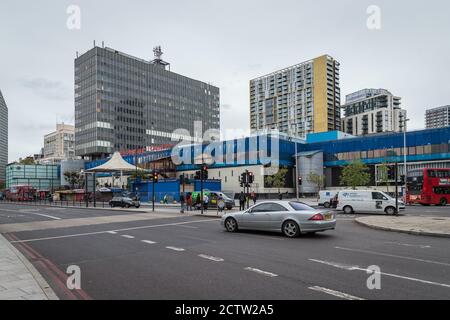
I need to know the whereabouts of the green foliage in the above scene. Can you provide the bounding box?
[340,160,371,189]
[18,157,35,165]
[63,171,82,189]
[307,172,325,192]
[378,159,391,192]
[265,168,288,189]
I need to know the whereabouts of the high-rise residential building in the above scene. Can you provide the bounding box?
[425,105,450,129]
[0,90,8,185]
[250,55,341,138]
[41,123,75,164]
[341,89,407,136]
[75,45,220,159]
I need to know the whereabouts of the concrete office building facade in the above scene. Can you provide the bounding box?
[75,46,220,159]
[0,90,7,185]
[426,105,450,129]
[341,89,407,136]
[41,123,75,164]
[250,55,341,139]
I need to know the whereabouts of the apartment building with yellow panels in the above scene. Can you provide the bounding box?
[249,55,341,138]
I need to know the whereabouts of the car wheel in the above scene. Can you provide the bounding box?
[282,220,300,238]
[440,198,447,206]
[110,203,114,208]
[126,204,131,208]
[224,218,238,232]
[324,202,330,208]
[135,205,140,208]
[343,205,353,214]
[385,206,396,215]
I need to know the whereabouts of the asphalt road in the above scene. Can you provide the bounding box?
[1,203,449,300]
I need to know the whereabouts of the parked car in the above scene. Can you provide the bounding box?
[109,196,140,208]
[335,190,405,215]
[318,190,337,208]
[221,200,336,238]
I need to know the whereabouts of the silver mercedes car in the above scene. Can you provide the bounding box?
[220,200,336,238]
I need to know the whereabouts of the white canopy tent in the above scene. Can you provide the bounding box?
[86,152,148,173]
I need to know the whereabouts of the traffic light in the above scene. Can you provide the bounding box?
[387,165,395,180]
[298,177,303,186]
[180,174,185,185]
[202,165,209,180]
[248,172,254,184]
[152,171,159,183]
[239,172,247,187]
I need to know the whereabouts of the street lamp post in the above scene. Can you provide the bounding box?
[403,118,410,202]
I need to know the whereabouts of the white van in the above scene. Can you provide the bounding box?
[318,190,337,208]
[335,190,405,215]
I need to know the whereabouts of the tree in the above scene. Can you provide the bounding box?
[63,171,82,189]
[265,168,288,192]
[307,172,325,194]
[18,157,35,165]
[340,160,371,189]
[378,159,391,193]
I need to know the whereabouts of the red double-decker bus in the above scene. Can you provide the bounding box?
[5,185,36,201]
[406,168,450,206]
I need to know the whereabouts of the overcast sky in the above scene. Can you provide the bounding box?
[1,0,449,162]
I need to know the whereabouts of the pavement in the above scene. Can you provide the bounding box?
[0,233,57,300]
[0,202,449,300]
[356,215,450,238]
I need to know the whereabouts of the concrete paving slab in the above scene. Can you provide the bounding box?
[355,215,450,238]
[0,234,58,300]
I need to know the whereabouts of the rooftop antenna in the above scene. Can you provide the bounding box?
[102,41,105,48]
[151,45,170,71]
[93,40,96,47]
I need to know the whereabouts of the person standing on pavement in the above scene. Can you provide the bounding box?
[239,191,246,211]
[251,191,257,205]
[203,193,209,212]
[186,193,192,211]
[278,191,283,200]
[180,193,185,214]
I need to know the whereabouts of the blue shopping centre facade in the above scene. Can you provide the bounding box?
[81,126,450,194]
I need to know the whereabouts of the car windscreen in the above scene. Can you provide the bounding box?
[289,201,314,211]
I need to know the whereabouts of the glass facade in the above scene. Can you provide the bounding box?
[5,164,60,191]
[0,90,7,183]
[75,47,220,159]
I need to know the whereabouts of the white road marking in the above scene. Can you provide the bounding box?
[23,212,61,220]
[198,254,224,262]
[166,246,185,252]
[309,259,450,289]
[244,267,278,277]
[4,208,61,220]
[334,246,450,267]
[10,218,219,243]
[121,235,135,239]
[308,286,365,300]
[175,225,198,229]
[384,242,431,249]
[141,240,157,244]
[107,231,117,234]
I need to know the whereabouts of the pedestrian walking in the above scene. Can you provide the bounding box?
[180,193,185,214]
[278,191,283,200]
[203,193,209,212]
[195,194,201,210]
[186,193,193,211]
[251,191,257,205]
[239,191,246,211]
